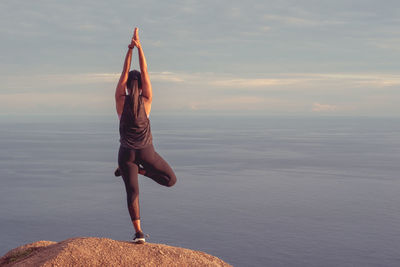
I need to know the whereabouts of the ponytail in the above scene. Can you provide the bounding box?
[127,70,142,119]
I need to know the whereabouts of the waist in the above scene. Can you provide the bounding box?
[119,129,153,149]
[119,142,153,151]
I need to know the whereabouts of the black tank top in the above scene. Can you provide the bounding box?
[119,94,153,149]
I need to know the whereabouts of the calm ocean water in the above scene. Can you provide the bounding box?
[1,114,400,266]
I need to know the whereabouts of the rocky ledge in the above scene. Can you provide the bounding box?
[0,237,231,267]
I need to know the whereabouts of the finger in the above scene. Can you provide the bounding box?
[134,28,139,40]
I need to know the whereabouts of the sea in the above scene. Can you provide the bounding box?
[1,114,400,267]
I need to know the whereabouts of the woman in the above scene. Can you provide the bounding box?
[115,28,177,244]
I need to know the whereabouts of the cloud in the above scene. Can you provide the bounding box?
[369,38,400,51]
[0,73,119,92]
[188,96,298,111]
[0,92,110,113]
[3,71,400,91]
[0,72,187,92]
[260,26,271,32]
[210,78,300,88]
[150,72,185,82]
[262,14,345,27]
[307,73,400,88]
[312,103,338,112]
[77,24,98,32]
[189,96,264,110]
[1,71,400,115]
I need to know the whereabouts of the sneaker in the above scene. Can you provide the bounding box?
[132,231,146,244]
[114,167,121,177]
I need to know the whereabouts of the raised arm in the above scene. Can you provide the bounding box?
[115,31,136,118]
[132,28,152,116]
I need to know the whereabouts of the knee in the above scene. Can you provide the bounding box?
[118,163,128,176]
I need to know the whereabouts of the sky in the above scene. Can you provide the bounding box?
[1,0,400,117]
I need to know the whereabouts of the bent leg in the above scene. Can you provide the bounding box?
[118,146,141,221]
[137,144,177,187]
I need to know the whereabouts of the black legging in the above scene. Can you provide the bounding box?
[118,144,177,221]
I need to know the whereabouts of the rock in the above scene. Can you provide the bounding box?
[0,237,231,267]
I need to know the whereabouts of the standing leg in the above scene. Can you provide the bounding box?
[118,146,142,233]
[137,144,177,187]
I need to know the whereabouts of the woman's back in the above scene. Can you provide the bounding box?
[119,94,152,149]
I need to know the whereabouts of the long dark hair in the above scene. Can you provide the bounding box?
[127,70,142,118]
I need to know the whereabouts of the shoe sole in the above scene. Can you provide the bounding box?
[131,238,145,244]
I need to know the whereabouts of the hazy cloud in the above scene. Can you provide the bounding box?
[1,0,400,116]
[2,71,399,115]
[263,14,345,27]
[312,103,338,112]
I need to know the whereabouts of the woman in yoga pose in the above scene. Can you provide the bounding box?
[115,28,177,244]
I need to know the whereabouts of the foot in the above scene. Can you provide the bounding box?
[114,167,121,177]
[138,166,146,176]
[115,166,145,176]
[132,231,146,244]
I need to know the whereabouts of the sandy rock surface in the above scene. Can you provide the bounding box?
[0,237,231,267]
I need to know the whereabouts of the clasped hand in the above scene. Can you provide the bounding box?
[128,27,141,49]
